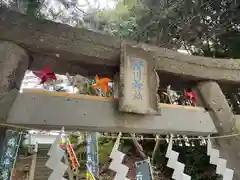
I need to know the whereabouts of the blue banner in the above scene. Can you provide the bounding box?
[85,132,99,177]
[136,159,152,180]
[0,130,21,180]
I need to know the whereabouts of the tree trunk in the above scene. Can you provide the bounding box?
[196,81,240,180]
[0,41,29,159]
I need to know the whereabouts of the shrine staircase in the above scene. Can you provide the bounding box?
[33,143,69,180]
[34,144,52,180]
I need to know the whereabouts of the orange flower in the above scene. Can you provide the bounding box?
[92,74,111,93]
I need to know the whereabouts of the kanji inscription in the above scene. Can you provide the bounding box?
[132,59,144,100]
[119,42,159,114]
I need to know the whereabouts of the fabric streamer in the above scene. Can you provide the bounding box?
[109,132,130,180]
[45,127,68,180]
[207,137,234,180]
[165,136,191,180]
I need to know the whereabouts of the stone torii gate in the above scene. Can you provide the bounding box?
[0,7,240,179]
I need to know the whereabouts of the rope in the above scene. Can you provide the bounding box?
[1,122,240,141]
[102,134,240,141]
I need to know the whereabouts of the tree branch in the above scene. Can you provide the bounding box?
[152,135,161,163]
[130,133,147,159]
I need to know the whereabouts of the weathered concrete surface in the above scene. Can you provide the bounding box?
[197,81,235,134]
[0,7,120,77]
[197,81,240,180]
[119,43,159,114]
[0,41,29,121]
[0,41,29,161]
[30,54,116,77]
[1,8,240,81]
[6,90,217,135]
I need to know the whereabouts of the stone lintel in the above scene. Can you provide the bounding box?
[6,90,217,135]
[1,8,240,82]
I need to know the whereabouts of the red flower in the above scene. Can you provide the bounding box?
[184,89,196,106]
[33,65,56,84]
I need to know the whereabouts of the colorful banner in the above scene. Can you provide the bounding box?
[135,159,152,180]
[60,137,79,170]
[0,130,22,180]
[67,141,79,169]
[85,132,99,178]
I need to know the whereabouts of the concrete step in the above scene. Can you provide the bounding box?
[35,164,49,169]
[34,175,50,180]
[35,158,48,163]
[36,155,49,159]
[33,144,52,180]
[34,167,52,178]
[34,165,51,171]
[37,144,51,149]
[35,160,48,165]
[36,151,49,156]
[34,172,52,178]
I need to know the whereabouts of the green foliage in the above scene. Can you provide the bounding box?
[142,139,221,180]
[18,131,29,156]
[98,137,114,164]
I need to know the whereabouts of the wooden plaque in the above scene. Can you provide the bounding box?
[119,42,159,114]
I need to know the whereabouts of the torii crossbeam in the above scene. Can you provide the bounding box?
[6,89,216,135]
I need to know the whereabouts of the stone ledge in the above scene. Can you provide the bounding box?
[6,90,217,135]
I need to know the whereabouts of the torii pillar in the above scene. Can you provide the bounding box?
[197,81,240,180]
[0,41,29,157]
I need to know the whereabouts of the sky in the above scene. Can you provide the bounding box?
[78,0,116,10]
[46,0,116,13]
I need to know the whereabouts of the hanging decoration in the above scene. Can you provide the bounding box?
[59,137,79,170]
[65,140,79,170]
[91,74,111,93]
[67,141,79,170]
[207,137,234,180]
[166,85,180,104]
[85,164,96,180]
[45,128,68,180]
[135,158,153,180]
[109,132,130,180]
[1,122,240,180]
[165,136,191,180]
[32,65,57,84]
[183,89,196,106]
[0,130,22,180]
[85,132,99,177]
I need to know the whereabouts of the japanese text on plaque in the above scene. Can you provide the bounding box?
[132,59,144,100]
